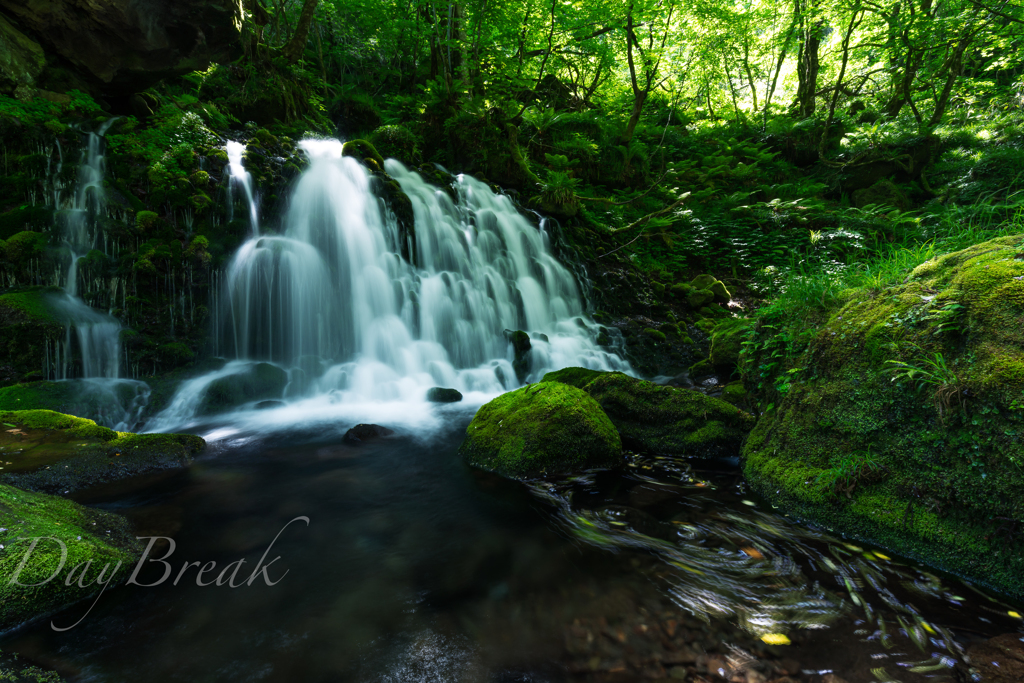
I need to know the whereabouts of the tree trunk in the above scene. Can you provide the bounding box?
[282,0,320,63]
[928,36,970,126]
[796,0,822,117]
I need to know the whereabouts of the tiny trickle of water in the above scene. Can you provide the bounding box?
[150,140,630,432]
[48,119,123,381]
[226,140,259,235]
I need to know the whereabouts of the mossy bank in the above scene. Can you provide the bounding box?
[0,483,142,632]
[743,236,1024,598]
[0,410,204,494]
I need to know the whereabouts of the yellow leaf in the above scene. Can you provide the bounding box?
[760,633,790,645]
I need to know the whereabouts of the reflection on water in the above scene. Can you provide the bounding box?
[0,427,1019,683]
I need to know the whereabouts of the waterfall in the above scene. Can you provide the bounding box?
[226,140,259,235]
[149,139,630,433]
[46,120,123,380]
[44,120,150,429]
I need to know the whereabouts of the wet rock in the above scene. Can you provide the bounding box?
[821,675,849,683]
[343,423,395,444]
[197,363,287,416]
[504,329,532,383]
[426,387,463,403]
[0,0,242,92]
[962,633,1024,683]
[460,382,621,478]
[254,400,285,410]
[0,409,203,494]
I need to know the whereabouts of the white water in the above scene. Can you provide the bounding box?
[48,120,123,380]
[44,121,151,430]
[226,140,259,235]
[149,140,630,435]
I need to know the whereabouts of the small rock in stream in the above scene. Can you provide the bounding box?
[343,424,395,444]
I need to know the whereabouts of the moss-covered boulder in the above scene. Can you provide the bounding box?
[0,410,204,494]
[341,139,385,171]
[541,369,754,457]
[743,235,1024,598]
[460,382,621,478]
[197,363,288,415]
[0,483,142,631]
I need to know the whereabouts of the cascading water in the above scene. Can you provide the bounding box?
[226,140,259,235]
[149,140,629,434]
[45,121,150,429]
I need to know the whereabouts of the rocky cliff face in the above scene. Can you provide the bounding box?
[0,0,241,96]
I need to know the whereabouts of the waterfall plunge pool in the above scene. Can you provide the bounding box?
[0,418,1018,683]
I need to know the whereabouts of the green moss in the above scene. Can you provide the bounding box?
[722,380,747,405]
[0,483,142,631]
[687,289,714,309]
[341,139,385,169]
[460,382,622,478]
[0,410,203,494]
[743,235,1024,598]
[540,366,607,388]
[643,328,667,342]
[369,124,419,162]
[709,317,755,377]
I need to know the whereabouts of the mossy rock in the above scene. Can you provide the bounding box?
[708,318,755,377]
[540,366,607,389]
[197,363,288,415]
[460,382,622,478]
[0,483,142,631]
[341,139,385,170]
[541,369,754,457]
[642,328,667,342]
[721,380,747,405]
[743,235,1024,598]
[687,289,714,309]
[582,373,754,458]
[0,410,204,494]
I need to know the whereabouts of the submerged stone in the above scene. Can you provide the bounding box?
[460,382,621,478]
[343,424,395,444]
[0,409,204,494]
[426,387,463,403]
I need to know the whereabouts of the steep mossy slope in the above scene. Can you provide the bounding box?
[744,235,1024,597]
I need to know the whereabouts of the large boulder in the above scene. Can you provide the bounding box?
[743,236,1024,599]
[542,370,753,458]
[0,0,241,92]
[0,482,142,631]
[0,409,203,493]
[197,363,288,415]
[460,382,621,478]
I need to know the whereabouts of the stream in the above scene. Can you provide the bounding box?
[1,415,1019,683]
